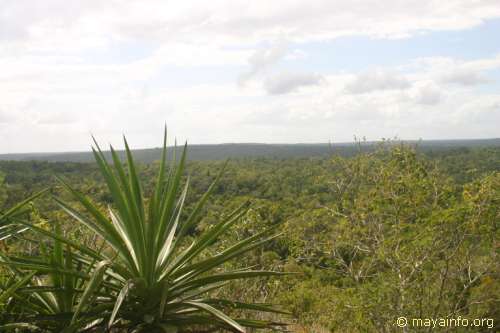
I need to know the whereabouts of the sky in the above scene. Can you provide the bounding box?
[1,0,500,153]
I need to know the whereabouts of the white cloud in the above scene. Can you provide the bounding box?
[440,70,491,86]
[264,72,324,95]
[3,1,500,49]
[345,70,411,94]
[411,82,443,105]
[239,41,289,84]
[0,109,14,123]
[411,55,500,85]
[36,111,78,125]
[0,1,500,152]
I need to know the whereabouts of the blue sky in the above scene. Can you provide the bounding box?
[301,19,500,69]
[0,0,499,153]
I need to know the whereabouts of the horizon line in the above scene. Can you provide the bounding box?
[1,137,499,156]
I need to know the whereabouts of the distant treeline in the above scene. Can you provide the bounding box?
[1,138,499,163]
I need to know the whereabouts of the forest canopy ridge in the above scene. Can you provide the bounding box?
[1,138,499,163]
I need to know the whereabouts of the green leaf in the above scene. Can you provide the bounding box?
[71,260,110,325]
[0,271,36,304]
[108,279,134,328]
[0,323,42,331]
[183,301,246,333]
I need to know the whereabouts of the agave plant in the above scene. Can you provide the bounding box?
[0,223,110,332]
[1,131,287,332]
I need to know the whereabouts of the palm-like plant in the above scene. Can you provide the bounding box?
[0,224,108,331]
[1,131,287,332]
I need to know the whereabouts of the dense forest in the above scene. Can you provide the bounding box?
[0,142,498,332]
[1,139,499,163]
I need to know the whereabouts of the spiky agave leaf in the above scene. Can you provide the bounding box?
[0,224,111,332]
[66,129,287,331]
[3,129,288,332]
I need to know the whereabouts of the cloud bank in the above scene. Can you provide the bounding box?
[0,1,500,152]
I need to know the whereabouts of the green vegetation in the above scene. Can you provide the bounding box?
[0,134,287,332]
[0,138,499,332]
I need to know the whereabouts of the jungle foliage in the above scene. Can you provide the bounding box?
[0,142,499,332]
